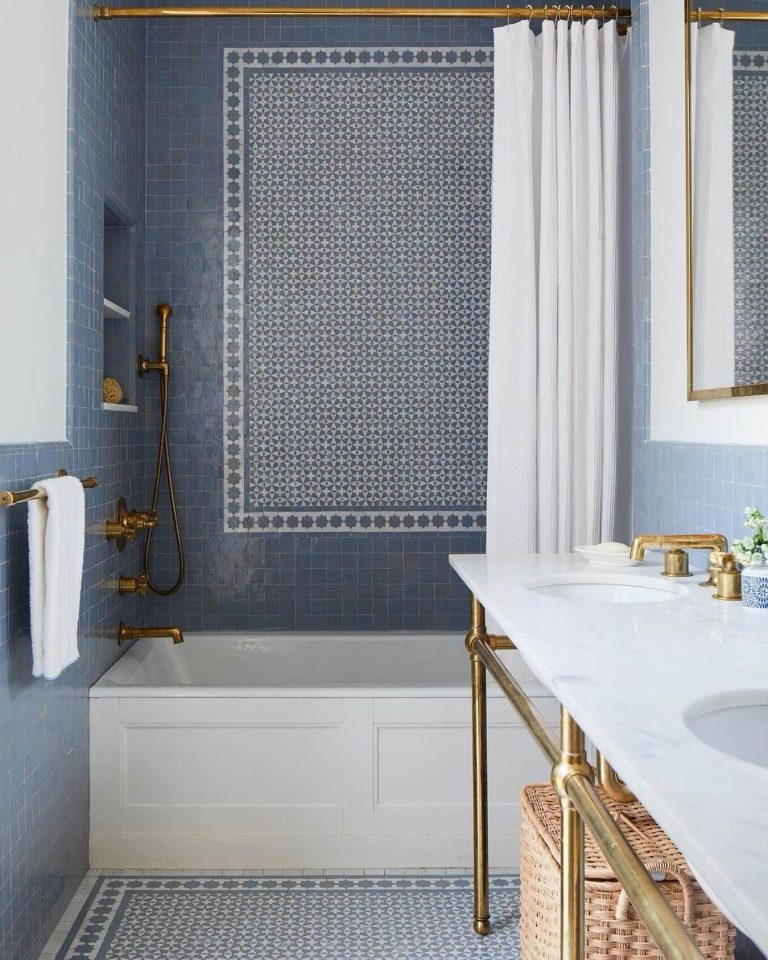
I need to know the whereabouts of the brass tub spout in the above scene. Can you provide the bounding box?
[117,621,184,646]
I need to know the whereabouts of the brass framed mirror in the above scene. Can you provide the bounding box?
[685,1,768,400]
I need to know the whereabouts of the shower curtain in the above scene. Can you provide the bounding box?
[690,24,735,390]
[487,18,629,555]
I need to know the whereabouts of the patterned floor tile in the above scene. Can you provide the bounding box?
[53,874,519,959]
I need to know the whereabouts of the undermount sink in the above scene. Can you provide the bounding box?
[524,574,688,604]
[684,692,768,769]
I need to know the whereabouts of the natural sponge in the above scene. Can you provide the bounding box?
[103,377,123,404]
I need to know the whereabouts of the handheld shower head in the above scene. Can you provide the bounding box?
[157,303,173,364]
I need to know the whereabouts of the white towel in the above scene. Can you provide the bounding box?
[27,475,85,679]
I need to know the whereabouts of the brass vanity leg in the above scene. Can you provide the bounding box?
[467,595,490,936]
[553,707,591,960]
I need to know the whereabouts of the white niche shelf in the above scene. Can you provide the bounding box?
[104,298,130,320]
[102,402,138,413]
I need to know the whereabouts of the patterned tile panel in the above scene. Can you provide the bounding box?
[732,57,768,386]
[224,47,492,532]
[54,874,520,959]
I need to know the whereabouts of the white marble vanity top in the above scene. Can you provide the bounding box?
[449,552,768,952]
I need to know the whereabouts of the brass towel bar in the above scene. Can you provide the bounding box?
[0,470,98,508]
[93,4,631,23]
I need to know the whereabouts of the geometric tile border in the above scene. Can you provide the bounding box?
[223,48,492,532]
[54,874,519,959]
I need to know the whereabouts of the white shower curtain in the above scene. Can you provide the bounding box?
[487,19,629,556]
[690,24,735,391]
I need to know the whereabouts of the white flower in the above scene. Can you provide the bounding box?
[744,507,767,530]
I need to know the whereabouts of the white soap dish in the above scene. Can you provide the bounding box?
[575,542,641,568]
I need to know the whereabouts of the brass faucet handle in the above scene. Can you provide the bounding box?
[714,554,742,601]
[662,549,691,578]
[105,497,136,551]
[700,549,728,588]
[118,573,149,596]
[126,508,158,532]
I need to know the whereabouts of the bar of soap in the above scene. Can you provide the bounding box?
[591,541,631,554]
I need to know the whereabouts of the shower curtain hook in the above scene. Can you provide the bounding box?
[719,7,725,26]
[527,4,534,24]
[587,5,595,21]
[506,4,510,25]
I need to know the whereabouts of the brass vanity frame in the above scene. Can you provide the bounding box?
[465,596,704,960]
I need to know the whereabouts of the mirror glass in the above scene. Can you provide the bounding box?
[687,3,768,399]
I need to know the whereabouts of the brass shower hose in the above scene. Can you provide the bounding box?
[139,304,186,595]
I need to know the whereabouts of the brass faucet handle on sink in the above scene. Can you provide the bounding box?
[699,549,729,589]
[628,533,728,579]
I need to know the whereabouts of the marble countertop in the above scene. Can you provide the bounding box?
[449,552,768,952]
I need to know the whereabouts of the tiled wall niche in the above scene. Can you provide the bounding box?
[0,4,149,959]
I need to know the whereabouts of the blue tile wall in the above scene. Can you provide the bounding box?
[630,0,768,551]
[0,4,149,958]
[142,3,498,632]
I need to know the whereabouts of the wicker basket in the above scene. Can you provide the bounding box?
[520,784,734,960]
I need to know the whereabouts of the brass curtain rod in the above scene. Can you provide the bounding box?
[0,470,98,508]
[691,9,768,22]
[94,5,631,22]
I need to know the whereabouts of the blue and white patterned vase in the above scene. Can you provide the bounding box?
[741,564,768,608]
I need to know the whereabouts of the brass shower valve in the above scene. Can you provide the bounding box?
[106,500,159,551]
[105,497,134,551]
[118,573,149,596]
[126,509,158,533]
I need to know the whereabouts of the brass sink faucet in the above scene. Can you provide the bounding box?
[629,533,728,579]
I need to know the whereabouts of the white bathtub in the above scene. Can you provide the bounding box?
[90,632,555,869]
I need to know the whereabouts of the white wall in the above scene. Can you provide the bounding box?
[0,1,68,444]
[648,0,768,446]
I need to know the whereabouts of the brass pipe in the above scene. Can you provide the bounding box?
[566,775,703,960]
[94,4,631,21]
[471,636,560,766]
[596,751,636,804]
[117,621,184,646]
[552,708,591,960]
[467,597,490,936]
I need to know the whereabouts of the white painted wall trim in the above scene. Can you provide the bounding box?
[648,0,768,446]
[0,1,68,443]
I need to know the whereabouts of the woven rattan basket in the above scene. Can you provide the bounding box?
[520,784,734,960]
